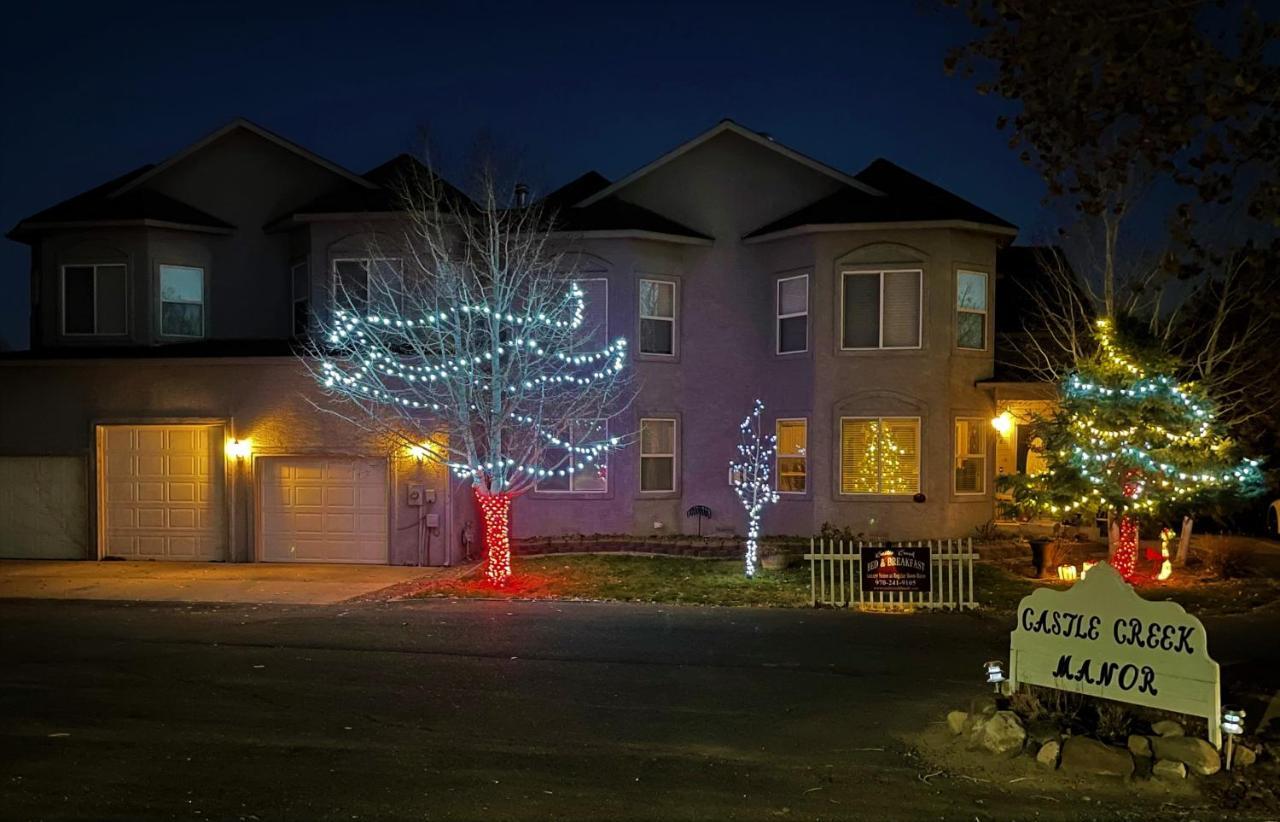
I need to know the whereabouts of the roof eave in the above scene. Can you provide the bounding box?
[743,220,1019,244]
[546,229,713,246]
[8,218,236,237]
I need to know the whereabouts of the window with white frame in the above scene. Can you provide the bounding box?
[332,257,403,315]
[841,269,922,349]
[776,418,807,493]
[62,263,127,335]
[159,264,205,337]
[639,417,677,492]
[839,417,920,494]
[956,270,988,350]
[638,279,676,355]
[291,260,309,337]
[954,417,986,494]
[776,274,808,354]
[535,419,609,493]
[575,278,608,350]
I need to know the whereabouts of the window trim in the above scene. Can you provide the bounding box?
[331,256,404,315]
[775,273,810,355]
[291,258,310,338]
[534,418,611,495]
[955,269,989,351]
[157,263,206,339]
[775,417,808,494]
[60,263,129,337]
[953,416,988,495]
[838,415,922,496]
[637,277,678,358]
[638,416,678,493]
[838,268,923,351]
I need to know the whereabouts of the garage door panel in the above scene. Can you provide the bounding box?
[101,424,226,561]
[261,457,387,563]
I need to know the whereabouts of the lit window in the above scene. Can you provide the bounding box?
[841,270,922,349]
[62,264,127,335]
[159,264,204,337]
[776,274,809,354]
[639,418,677,492]
[332,257,403,314]
[776,418,807,493]
[840,417,920,494]
[954,417,987,494]
[536,420,609,493]
[956,270,988,350]
[292,260,309,337]
[638,279,676,356]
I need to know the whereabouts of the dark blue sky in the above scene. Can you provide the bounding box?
[0,0,1053,349]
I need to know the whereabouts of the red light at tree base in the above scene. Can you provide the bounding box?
[476,490,513,585]
[1114,515,1138,582]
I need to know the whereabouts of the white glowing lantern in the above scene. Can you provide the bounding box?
[991,412,1014,437]
[1057,565,1079,581]
[225,438,252,460]
[984,660,1007,692]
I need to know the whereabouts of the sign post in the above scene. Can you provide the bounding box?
[1007,561,1222,748]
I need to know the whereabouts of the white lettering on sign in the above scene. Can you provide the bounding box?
[1008,561,1222,747]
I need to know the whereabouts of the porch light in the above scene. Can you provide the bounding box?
[225,438,252,460]
[984,659,1007,691]
[991,412,1014,436]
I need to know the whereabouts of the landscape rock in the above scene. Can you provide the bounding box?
[1025,719,1061,746]
[947,711,968,736]
[970,710,1026,758]
[1060,736,1135,777]
[1151,720,1185,738]
[969,696,998,720]
[1127,735,1152,758]
[1151,736,1221,776]
[1036,740,1061,769]
[1233,745,1257,768]
[1152,759,1187,780]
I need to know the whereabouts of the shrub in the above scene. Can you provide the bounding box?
[1198,535,1259,579]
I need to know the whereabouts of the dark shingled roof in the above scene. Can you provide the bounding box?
[538,171,709,240]
[540,171,612,210]
[8,166,235,240]
[744,158,1015,238]
[273,154,471,224]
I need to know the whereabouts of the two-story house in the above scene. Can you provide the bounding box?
[0,118,1021,565]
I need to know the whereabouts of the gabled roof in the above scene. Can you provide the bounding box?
[7,165,235,240]
[574,119,881,208]
[538,171,710,243]
[110,118,375,197]
[540,171,611,211]
[743,158,1016,240]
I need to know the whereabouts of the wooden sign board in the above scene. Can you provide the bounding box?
[859,545,930,593]
[1008,561,1222,747]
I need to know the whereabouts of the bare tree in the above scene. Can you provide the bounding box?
[728,400,778,579]
[301,158,632,584]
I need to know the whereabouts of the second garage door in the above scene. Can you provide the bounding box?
[259,457,388,563]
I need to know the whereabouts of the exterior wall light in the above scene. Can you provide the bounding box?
[225,438,252,460]
[991,412,1014,437]
[984,660,1007,692]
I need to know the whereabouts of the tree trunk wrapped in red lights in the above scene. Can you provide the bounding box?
[476,490,513,585]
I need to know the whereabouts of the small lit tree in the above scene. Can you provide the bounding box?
[729,400,779,578]
[303,161,632,585]
[1003,318,1263,581]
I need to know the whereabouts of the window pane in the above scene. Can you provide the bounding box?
[160,265,203,303]
[882,271,921,347]
[955,418,985,493]
[777,458,807,493]
[777,420,807,492]
[162,302,203,336]
[334,260,368,311]
[64,266,95,334]
[537,457,571,492]
[840,419,877,493]
[292,262,308,299]
[571,419,608,492]
[842,273,879,348]
[640,419,675,454]
[641,456,674,492]
[576,279,608,350]
[955,457,984,493]
[957,271,987,310]
[640,318,674,355]
[777,420,806,455]
[881,418,920,494]
[778,277,807,315]
[779,316,807,353]
[957,311,985,349]
[97,265,127,334]
[293,300,310,337]
[639,280,674,318]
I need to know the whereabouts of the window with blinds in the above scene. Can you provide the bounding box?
[839,417,920,494]
[954,417,986,494]
[776,418,807,493]
[841,269,922,349]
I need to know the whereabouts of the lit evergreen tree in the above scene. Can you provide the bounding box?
[1002,318,1264,581]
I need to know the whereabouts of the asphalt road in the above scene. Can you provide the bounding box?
[0,598,1273,821]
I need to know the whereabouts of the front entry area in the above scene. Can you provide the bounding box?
[99,424,228,560]
[258,457,389,563]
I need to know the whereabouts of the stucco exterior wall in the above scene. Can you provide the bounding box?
[0,359,455,565]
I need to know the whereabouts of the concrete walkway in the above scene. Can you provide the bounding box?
[0,560,447,604]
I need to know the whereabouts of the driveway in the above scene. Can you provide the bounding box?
[0,560,451,604]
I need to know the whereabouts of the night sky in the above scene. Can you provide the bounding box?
[0,0,1052,350]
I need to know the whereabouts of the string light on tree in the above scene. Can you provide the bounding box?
[1001,318,1263,583]
[729,400,780,578]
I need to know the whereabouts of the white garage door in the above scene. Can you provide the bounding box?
[259,457,388,563]
[0,456,89,559]
[101,424,227,560]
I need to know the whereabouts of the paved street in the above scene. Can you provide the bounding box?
[1,597,1274,821]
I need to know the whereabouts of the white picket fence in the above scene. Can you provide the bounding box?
[805,537,978,611]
